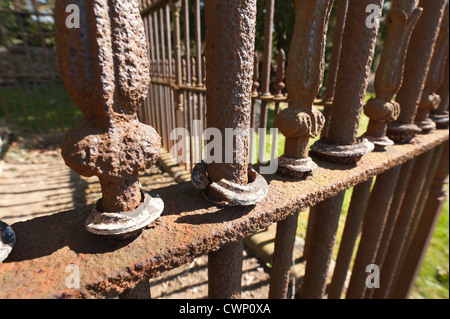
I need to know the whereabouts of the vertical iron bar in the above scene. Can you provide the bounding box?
[366,158,416,298]
[388,0,447,142]
[205,0,257,298]
[166,8,174,152]
[404,145,446,249]
[259,0,276,129]
[173,0,184,131]
[273,48,286,124]
[159,7,169,151]
[313,0,383,164]
[275,0,333,176]
[302,206,316,262]
[269,212,299,299]
[301,191,345,299]
[208,240,244,299]
[391,142,449,299]
[431,53,449,128]
[325,0,383,145]
[346,166,402,299]
[204,0,256,185]
[194,0,202,88]
[323,0,348,102]
[328,178,373,299]
[363,0,422,149]
[414,4,449,132]
[373,149,436,298]
[154,10,166,150]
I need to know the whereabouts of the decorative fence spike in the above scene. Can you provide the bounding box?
[275,0,333,176]
[274,49,286,99]
[431,53,449,128]
[415,4,449,132]
[55,0,163,237]
[311,0,382,164]
[387,0,447,143]
[363,0,422,149]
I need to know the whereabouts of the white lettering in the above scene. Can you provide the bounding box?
[65,4,80,29]
[366,4,381,29]
[366,264,380,289]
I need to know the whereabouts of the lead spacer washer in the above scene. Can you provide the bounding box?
[0,220,15,263]
[192,161,268,206]
[85,191,164,239]
[311,137,375,165]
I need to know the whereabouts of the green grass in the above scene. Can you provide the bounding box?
[1,83,82,133]
[410,185,449,299]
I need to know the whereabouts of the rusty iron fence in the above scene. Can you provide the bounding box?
[138,0,348,171]
[0,0,449,300]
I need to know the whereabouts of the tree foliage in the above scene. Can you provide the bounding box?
[0,0,55,47]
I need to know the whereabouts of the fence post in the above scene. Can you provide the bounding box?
[387,0,447,142]
[301,192,346,299]
[346,166,402,299]
[275,0,333,176]
[363,0,422,149]
[208,240,244,299]
[328,178,373,299]
[269,212,299,299]
[312,0,382,164]
[192,0,267,207]
[259,0,276,129]
[172,0,185,131]
[55,0,163,237]
[199,0,265,299]
[321,0,349,138]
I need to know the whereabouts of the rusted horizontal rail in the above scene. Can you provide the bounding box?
[150,78,334,107]
[0,129,447,299]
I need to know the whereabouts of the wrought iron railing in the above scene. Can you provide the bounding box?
[0,0,448,300]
